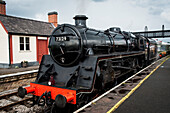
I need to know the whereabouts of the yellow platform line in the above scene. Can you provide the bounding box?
[107,57,169,113]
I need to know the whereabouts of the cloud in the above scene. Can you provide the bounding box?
[92,0,107,2]
[149,6,163,15]
[76,0,90,14]
[161,9,170,22]
[35,13,47,21]
[3,0,170,33]
[6,0,42,18]
[131,0,170,15]
[128,0,170,31]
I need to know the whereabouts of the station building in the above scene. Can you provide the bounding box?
[0,0,58,68]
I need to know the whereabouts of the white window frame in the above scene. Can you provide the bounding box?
[19,37,30,51]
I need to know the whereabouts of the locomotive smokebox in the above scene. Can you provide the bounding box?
[73,15,88,27]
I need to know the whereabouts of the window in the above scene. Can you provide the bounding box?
[19,37,30,51]
[26,37,30,50]
[20,37,24,50]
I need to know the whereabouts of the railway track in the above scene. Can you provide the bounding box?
[0,70,46,113]
[0,57,168,113]
[0,70,38,84]
[0,89,50,113]
[0,90,32,112]
[74,56,169,113]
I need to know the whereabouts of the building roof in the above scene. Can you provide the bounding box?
[0,14,54,36]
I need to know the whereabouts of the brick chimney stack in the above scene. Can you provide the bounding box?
[0,0,6,15]
[48,11,58,27]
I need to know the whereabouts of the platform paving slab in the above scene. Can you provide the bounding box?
[112,58,170,113]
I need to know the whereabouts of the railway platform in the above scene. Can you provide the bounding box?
[0,65,38,92]
[109,57,170,113]
[0,65,39,75]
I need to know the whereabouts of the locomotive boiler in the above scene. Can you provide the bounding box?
[18,15,157,112]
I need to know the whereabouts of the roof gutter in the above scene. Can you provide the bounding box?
[8,32,51,37]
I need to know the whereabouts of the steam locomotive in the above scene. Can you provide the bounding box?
[18,15,157,112]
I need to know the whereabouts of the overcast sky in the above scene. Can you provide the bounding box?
[4,0,170,42]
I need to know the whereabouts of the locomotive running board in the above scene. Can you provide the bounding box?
[35,51,145,93]
[97,51,145,61]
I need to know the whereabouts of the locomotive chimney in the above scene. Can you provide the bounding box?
[0,0,6,15]
[48,11,58,27]
[109,27,121,33]
[73,15,88,27]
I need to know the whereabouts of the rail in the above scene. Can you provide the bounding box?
[0,70,38,84]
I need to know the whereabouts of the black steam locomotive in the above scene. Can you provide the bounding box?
[18,15,157,112]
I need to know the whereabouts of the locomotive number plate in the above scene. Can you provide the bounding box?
[56,36,67,42]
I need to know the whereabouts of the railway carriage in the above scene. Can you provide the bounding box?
[157,41,170,58]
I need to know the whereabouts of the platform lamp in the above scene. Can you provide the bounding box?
[144,26,148,38]
[162,25,165,38]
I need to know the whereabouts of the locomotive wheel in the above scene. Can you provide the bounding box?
[99,60,115,90]
[138,59,145,69]
[50,103,75,113]
[76,93,91,108]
